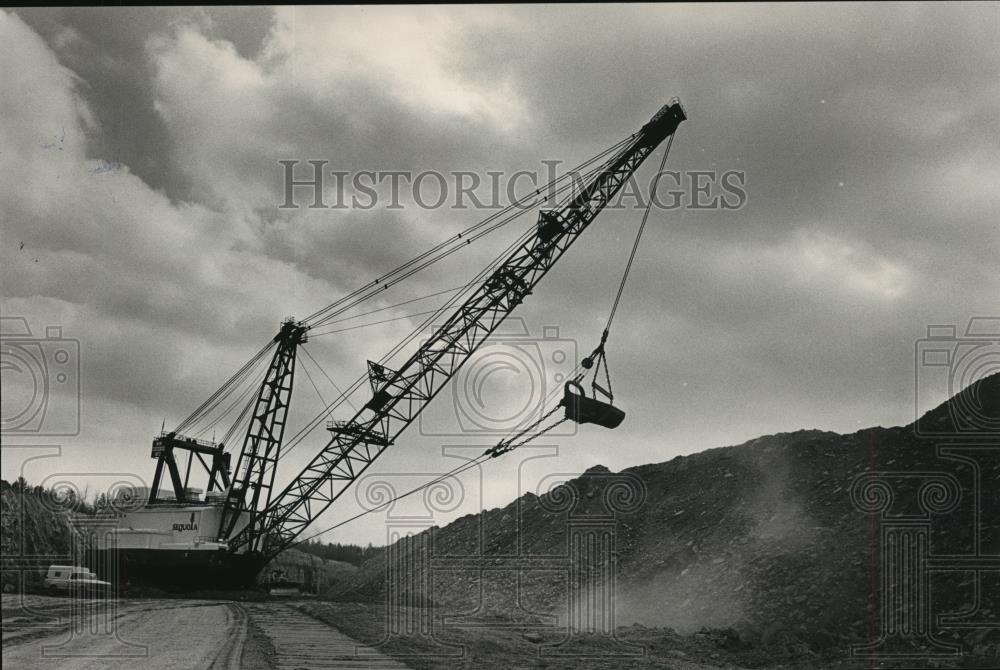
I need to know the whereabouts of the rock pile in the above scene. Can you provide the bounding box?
[335,373,1000,658]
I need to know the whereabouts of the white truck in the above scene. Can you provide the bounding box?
[44,565,112,595]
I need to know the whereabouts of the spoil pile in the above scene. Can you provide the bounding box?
[335,373,1000,660]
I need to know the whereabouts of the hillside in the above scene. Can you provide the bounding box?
[334,373,1000,658]
[0,481,89,591]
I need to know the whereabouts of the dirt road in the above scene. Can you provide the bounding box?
[3,596,409,670]
[2,599,245,670]
[245,602,408,670]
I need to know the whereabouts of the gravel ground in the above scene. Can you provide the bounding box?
[244,602,407,669]
[8,594,990,669]
[2,596,244,670]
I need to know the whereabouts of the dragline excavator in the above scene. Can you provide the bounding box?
[98,100,686,589]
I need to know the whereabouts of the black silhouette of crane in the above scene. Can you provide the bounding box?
[148,100,686,564]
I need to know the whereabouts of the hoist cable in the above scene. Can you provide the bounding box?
[190,347,276,440]
[212,363,271,446]
[265,130,674,548]
[299,353,330,410]
[174,341,272,434]
[277,142,651,541]
[308,308,446,337]
[485,404,567,458]
[276,154,623,461]
[303,135,635,327]
[305,151,628,331]
[176,342,274,435]
[300,346,358,414]
[172,134,635,440]
[219,382,262,450]
[175,140,631,439]
[277,223,537,461]
[372,155,618,361]
[288,392,571,548]
[279,213,537,461]
[288,449,493,548]
[316,285,465,327]
[604,132,676,336]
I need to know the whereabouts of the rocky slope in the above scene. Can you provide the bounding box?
[334,373,1000,657]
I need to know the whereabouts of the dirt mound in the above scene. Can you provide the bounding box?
[334,373,1000,658]
[916,370,1000,434]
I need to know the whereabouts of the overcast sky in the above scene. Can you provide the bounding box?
[2,5,998,546]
